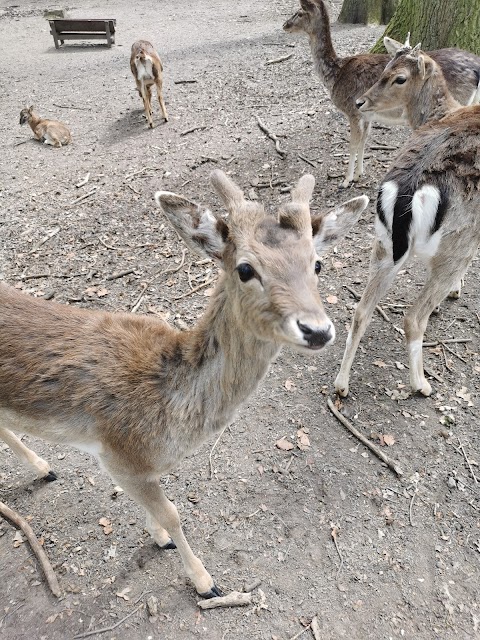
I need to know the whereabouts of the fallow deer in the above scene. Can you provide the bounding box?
[0,170,368,597]
[19,106,72,147]
[283,0,480,187]
[335,47,480,398]
[130,40,168,128]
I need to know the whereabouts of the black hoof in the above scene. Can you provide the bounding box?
[158,539,176,550]
[44,470,58,482]
[198,584,223,599]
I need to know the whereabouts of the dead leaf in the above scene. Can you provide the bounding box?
[99,517,113,535]
[284,379,296,391]
[13,531,24,548]
[297,428,310,450]
[382,505,394,526]
[456,387,472,404]
[275,437,294,451]
[383,434,395,447]
[326,295,338,304]
[96,287,109,297]
[373,360,387,368]
[116,587,131,601]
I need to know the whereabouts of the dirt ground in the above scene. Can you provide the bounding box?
[0,0,479,638]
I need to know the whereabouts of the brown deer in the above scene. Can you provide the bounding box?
[335,47,480,398]
[283,0,480,187]
[19,106,72,147]
[0,170,368,597]
[130,40,168,128]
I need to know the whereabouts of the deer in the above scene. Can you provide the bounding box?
[19,106,72,147]
[283,0,480,187]
[0,170,368,598]
[130,40,168,128]
[334,46,480,398]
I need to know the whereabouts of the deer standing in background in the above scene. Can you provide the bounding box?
[0,170,368,598]
[19,106,71,147]
[283,0,480,187]
[335,47,480,398]
[130,40,168,128]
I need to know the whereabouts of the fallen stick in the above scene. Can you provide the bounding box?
[454,436,479,484]
[330,524,344,580]
[28,226,61,254]
[53,103,92,111]
[70,188,97,206]
[344,285,390,322]
[174,277,214,300]
[255,116,287,158]
[197,591,252,610]
[327,397,403,476]
[422,338,471,347]
[106,269,136,281]
[208,425,228,479]
[73,604,143,639]
[266,53,293,65]
[75,172,90,188]
[310,616,321,640]
[174,79,198,84]
[298,153,317,168]
[0,501,61,598]
[180,125,206,137]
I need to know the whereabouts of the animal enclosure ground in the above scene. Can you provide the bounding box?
[0,0,479,638]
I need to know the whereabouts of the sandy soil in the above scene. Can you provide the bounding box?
[0,0,479,639]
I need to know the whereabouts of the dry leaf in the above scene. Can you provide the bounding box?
[116,587,131,601]
[297,428,310,450]
[326,295,338,304]
[13,531,24,548]
[284,379,296,391]
[96,287,109,297]
[275,437,294,451]
[383,434,395,446]
[99,517,113,535]
[373,360,387,368]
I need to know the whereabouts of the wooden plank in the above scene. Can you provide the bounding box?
[51,19,116,32]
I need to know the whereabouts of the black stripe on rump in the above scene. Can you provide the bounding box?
[376,194,387,228]
[431,185,449,234]
[392,192,412,264]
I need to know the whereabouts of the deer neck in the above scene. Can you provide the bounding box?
[307,4,340,90]
[409,75,461,129]
[180,274,280,436]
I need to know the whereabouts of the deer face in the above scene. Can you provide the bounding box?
[19,107,32,125]
[155,171,368,352]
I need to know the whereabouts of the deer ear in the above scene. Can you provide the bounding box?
[299,0,315,10]
[155,191,227,263]
[311,195,369,253]
[384,36,404,55]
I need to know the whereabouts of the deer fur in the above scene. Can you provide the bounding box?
[130,40,168,128]
[19,106,71,147]
[0,170,368,597]
[283,0,480,187]
[335,49,480,397]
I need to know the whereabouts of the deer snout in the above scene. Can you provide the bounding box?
[297,319,335,349]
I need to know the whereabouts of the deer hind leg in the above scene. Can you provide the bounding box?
[155,80,168,122]
[0,427,56,481]
[335,240,403,397]
[108,470,221,597]
[353,119,371,183]
[404,250,475,397]
[342,117,369,188]
[139,81,154,128]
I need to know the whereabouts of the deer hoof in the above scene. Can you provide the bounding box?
[158,539,176,550]
[198,584,223,599]
[44,470,58,482]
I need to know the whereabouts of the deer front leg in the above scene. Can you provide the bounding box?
[0,426,56,480]
[341,118,363,188]
[354,119,371,183]
[110,472,221,598]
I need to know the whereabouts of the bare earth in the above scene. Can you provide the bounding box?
[0,1,479,639]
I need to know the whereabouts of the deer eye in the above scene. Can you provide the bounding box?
[394,76,407,84]
[315,260,322,275]
[237,263,256,282]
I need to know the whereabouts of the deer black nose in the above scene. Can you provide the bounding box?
[356,97,366,109]
[297,321,333,348]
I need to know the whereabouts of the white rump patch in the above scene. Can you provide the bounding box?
[135,57,154,81]
[410,184,443,259]
[379,181,398,231]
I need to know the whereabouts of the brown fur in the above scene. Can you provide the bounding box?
[1,170,368,598]
[283,0,480,186]
[130,40,168,128]
[19,106,71,147]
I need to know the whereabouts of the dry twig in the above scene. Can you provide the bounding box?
[0,501,61,598]
[297,153,317,168]
[174,277,214,300]
[70,188,97,206]
[255,116,287,158]
[180,125,206,137]
[266,53,293,65]
[73,604,143,639]
[28,226,60,254]
[208,425,228,479]
[454,437,478,484]
[327,397,404,476]
[197,591,252,610]
[330,524,344,580]
[310,616,321,640]
[422,338,471,347]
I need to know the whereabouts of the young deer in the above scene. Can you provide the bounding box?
[19,106,72,147]
[335,48,480,398]
[283,0,480,187]
[130,40,168,128]
[0,170,368,597]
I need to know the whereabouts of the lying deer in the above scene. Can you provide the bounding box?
[335,46,480,398]
[283,0,480,187]
[19,106,72,147]
[130,40,168,128]
[0,170,368,597]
